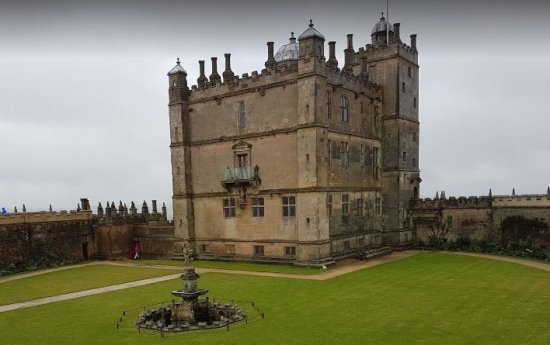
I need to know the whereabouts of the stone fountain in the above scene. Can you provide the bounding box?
[136,241,246,332]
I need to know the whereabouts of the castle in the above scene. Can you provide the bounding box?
[168,15,420,265]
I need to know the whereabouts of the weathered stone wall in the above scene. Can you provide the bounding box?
[411,192,550,243]
[0,211,94,266]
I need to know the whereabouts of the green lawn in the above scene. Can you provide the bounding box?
[0,265,180,305]
[0,253,549,344]
[134,259,323,275]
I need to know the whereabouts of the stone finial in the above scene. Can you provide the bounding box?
[142,200,149,215]
[489,188,492,197]
[547,186,550,195]
[123,203,128,216]
[14,206,18,213]
[105,201,111,216]
[118,201,124,213]
[197,60,208,87]
[97,202,104,217]
[326,41,338,68]
[265,42,276,69]
[512,188,516,196]
[209,57,221,84]
[130,201,137,215]
[441,191,446,199]
[49,204,53,212]
[222,53,235,82]
[77,203,81,212]
[162,202,167,219]
[80,198,90,211]
[22,204,26,213]
[435,191,439,200]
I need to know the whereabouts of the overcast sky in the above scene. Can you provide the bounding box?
[1,0,549,214]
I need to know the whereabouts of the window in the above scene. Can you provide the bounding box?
[408,66,412,77]
[223,198,236,218]
[285,246,296,256]
[375,198,382,215]
[340,141,349,166]
[356,198,364,216]
[326,91,332,118]
[238,101,246,128]
[343,240,350,251]
[252,197,264,217]
[446,216,453,229]
[254,245,265,256]
[327,139,332,165]
[201,244,209,252]
[342,194,349,223]
[412,157,417,167]
[401,82,405,93]
[282,196,296,217]
[413,97,417,108]
[327,194,333,217]
[372,147,380,178]
[360,144,365,166]
[225,244,235,254]
[412,131,417,142]
[340,96,349,122]
[403,151,407,162]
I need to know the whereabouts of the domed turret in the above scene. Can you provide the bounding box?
[275,32,299,62]
[371,12,394,45]
[168,58,187,75]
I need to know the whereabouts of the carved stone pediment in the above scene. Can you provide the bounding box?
[232,140,252,150]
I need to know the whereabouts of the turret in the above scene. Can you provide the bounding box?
[168,58,189,104]
[298,20,325,58]
[371,13,394,45]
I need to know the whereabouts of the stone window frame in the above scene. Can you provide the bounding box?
[201,244,209,252]
[326,91,332,119]
[238,100,246,128]
[254,245,265,257]
[340,95,349,122]
[284,246,296,257]
[327,139,332,165]
[282,196,296,218]
[223,198,236,218]
[356,198,364,216]
[372,147,380,178]
[343,240,350,251]
[252,197,265,218]
[340,141,349,166]
[374,197,382,215]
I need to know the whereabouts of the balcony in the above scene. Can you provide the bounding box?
[222,166,261,188]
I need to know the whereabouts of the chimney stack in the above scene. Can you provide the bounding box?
[197,60,208,87]
[223,53,235,82]
[265,42,277,69]
[410,34,417,50]
[343,34,354,73]
[152,200,158,215]
[209,57,221,84]
[393,23,401,43]
[326,41,338,68]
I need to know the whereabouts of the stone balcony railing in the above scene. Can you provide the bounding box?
[222,166,261,188]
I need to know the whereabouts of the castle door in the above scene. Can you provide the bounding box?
[82,242,88,260]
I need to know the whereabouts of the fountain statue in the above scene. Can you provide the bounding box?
[135,240,246,332]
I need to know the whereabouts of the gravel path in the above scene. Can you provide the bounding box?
[444,251,550,272]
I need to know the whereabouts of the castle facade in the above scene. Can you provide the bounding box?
[168,15,419,265]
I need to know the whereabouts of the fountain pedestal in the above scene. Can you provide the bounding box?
[170,267,208,323]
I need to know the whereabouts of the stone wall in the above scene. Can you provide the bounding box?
[411,191,550,244]
[0,201,176,267]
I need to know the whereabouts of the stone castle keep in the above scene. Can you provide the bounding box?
[2,15,548,269]
[168,16,420,265]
